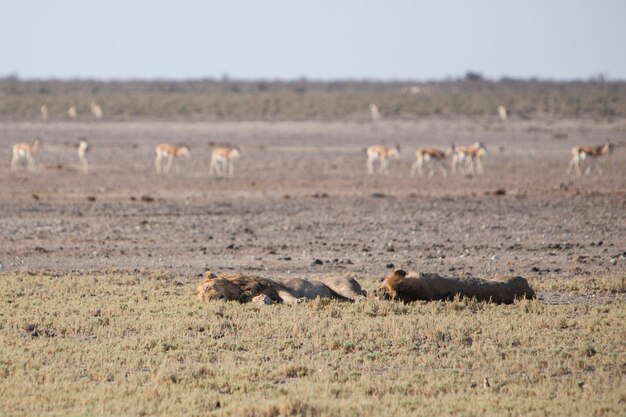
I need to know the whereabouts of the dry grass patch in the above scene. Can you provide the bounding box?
[0,273,624,416]
[531,272,625,295]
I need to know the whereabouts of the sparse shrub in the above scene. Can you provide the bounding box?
[1,79,624,121]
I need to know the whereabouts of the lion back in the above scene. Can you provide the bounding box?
[320,275,367,301]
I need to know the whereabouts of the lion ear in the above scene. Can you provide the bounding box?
[203,270,217,280]
[394,269,407,278]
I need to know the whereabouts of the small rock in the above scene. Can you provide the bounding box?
[310,258,323,266]
[385,263,394,269]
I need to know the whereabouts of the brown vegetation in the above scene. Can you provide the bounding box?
[1,79,625,121]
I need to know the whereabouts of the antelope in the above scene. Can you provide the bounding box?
[68,105,77,119]
[209,146,241,177]
[567,143,614,176]
[91,101,103,120]
[366,145,400,175]
[401,86,421,95]
[497,105,508,121]
[155,144,190,174]
[40,104,48,122]
[78,138,89,174]
[369,104,381,122]
[450,142,488,175]
[411,147,450,177]
[11,138,41,171]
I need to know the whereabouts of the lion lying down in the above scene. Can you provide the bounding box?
[378,269,535,304]
[196,271,367,304]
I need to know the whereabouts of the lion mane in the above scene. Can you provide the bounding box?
[196,271,282,303]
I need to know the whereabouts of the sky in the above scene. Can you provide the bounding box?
[1,0,625,81]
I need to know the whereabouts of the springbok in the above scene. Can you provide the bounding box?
[11,138,41,171]
[68,105,77,119]
[366,145,400,175]
[91,102,103,120]
[401,86,421,95]
[567,143,614,176]
[411,147,450,177]
[450,142,488,175]
[78,138,89,174]
[209,146,241,177]
[369,104,381,122]
[40,105,48,122]
[155,144,190,174]
[497,105,508,121]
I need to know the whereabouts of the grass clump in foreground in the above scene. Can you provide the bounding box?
[0,273,624,416]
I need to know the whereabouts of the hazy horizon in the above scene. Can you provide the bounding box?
[2,0,625,82]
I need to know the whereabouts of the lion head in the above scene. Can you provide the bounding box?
[377,269,407,300]
[196,271,282,303]
[196,271,243,301]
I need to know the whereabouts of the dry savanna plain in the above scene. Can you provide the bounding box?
[0,80,625,416]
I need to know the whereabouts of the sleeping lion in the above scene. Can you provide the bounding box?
[196,271,367,304]
[378,269,535,304]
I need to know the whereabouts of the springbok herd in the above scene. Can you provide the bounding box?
[9,138,242,177]
[366,142,614,177]
[8,137,615,178]
[366,142,490,176]
[39,102,103,122]
[11,101,613,177]
[8,103,615,176]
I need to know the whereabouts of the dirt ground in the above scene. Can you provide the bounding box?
[0,118,624,303]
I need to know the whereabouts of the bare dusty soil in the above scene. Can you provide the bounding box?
[0,118,624,303]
